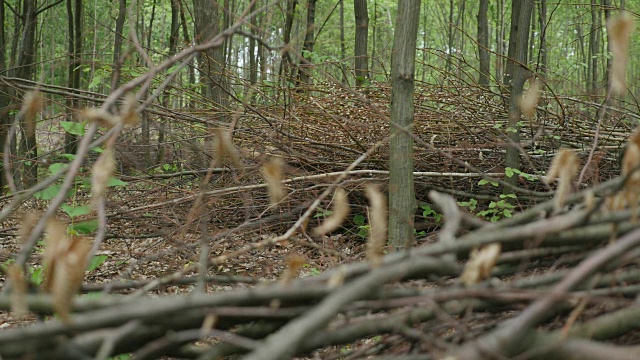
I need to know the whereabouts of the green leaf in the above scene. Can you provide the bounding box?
[107,177,127,187]
[70,219,99,234]
[505,168,514,178]
[503,209,513,218]
[30,267,44,286]
[61,204,92,218]
[87,255,108,272]
[353,214,366,226]
[61,121,86,136]
[34,184,63,200]
[478,179,489,186]
[49,163,68,174]
[92,147,104,153]
[489,202,497,209]
[61,153,76,160]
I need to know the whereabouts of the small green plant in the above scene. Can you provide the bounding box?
[477,194,516,222]
[303,264,321,276]
[458,198,478,212]
[352,214,370,239]
[314,208,333,218]
[421,204,442,222]
[505,167,537,182]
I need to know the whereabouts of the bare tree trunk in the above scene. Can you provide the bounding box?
[111,0,126,90]
[193,0,228,165]
[354,0,369,88]
[64,0,82,156]
[504,0,534,188]
[158,0,181,165]
[339,0,347,84]
[279,0,297,87]
[477,0,490,88]
[446,0,454,75]
[17,0,38,187]
[388,0,420,250]
[538,0,547,76]
[0,0,8,192]
[588,0,600,95]
[297,0,316,87]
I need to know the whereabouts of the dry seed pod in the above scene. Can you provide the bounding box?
[21,90,43,135]
[212,128,243,171]
[608,12,634,95]
[545,150,579,212]
[261,157,286,205]
[312,187,350,236]
[82,108,119,128]
[7,264,28,318]
[518,79,541,119]
[461,243,501,286]
[91,147,116,205]
[43,219,91,321]
[365,184,387,267]
[120,94,141,126]
[281,254,306,285]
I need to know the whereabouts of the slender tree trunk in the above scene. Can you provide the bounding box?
[248,0,258,89]
[298,0,316,87]
[339,0,347,84]
[388,0,420,250]
[17,0,38,188]
[158,0,180,165]
[354,0,369,88]
[446,0,454,74]
[280,0,297,87]
[370,0,377,80]
[504,0,534,188]
[193,0,228,165]
[538,0,547,76]
[111,0,126,90]
[477,0,490,88]
[65,0,82,155]
[588,0,599,95]
[0,0,8,192]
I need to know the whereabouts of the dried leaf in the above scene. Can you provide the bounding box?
[461,243,501,286]
[91,147,116,205]
[120,94,140,126]
[21,90,43,135]
[82,108,119,128]
[312,187,350,236]
[518,79,541,119]
[608,12,634,95]
[212,128,243,172]
[261,157,286,205]
[281,253,306,285]
[43,219,91,321]
[545,150,579,212]
[7,264,28,318]
[365,183,387,267]
[18,212,39,243]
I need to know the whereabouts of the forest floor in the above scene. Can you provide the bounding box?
[1,83,638,358]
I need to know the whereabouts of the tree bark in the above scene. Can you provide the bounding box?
[0,0,7,192]
[192,0,228,165]
[588,0,600,95]
[354,0,369,88]
[64,0,82,155]
[504,0,534,188]
[477,0,490,88]
[297,0,316,87]
[17,0,38,188]
[111,0,126,90]
[388,0,420,250]
[538,0,547,76]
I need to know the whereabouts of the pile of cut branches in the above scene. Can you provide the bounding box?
[3,167,640,359]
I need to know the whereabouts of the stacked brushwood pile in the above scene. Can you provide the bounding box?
[1,78,640,359]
